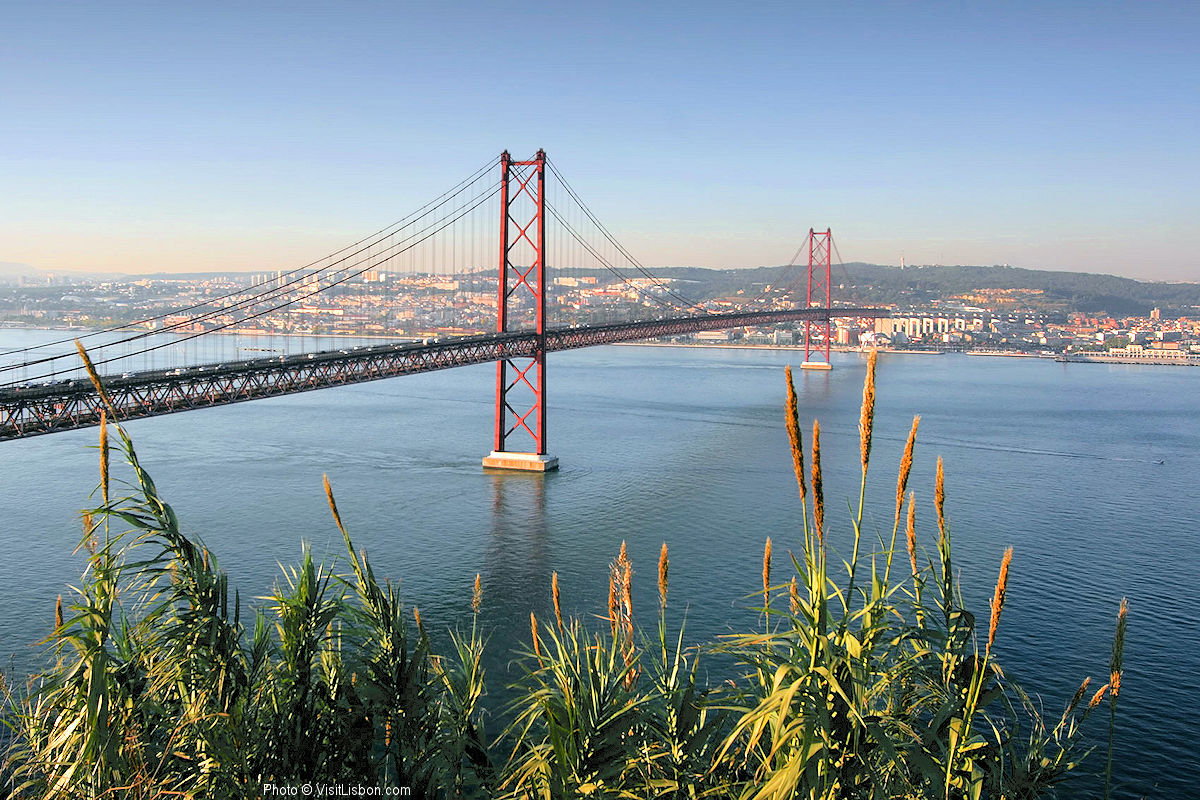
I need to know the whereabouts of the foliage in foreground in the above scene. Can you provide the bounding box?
[0,349,1128,798]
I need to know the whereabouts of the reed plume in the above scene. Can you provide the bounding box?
[472,573,482,614]
[80,511,97,555]
[935,456,947,543]
[551,572,563,633]
[616,545,636,687]
[988,547,1014,651]
[1067,677,1091,717]
[1106,597,1130,798]
[608,541,634,641]
[657,542,669,609]
[1110,598,1128,698]
[761,537,772,601]
[54,594,63,630]
[811,420,824,544]
[859,349,877,475]
[895,415,920,531]
[1089,684,1110,709]
[323,474,348,539]
[75,339,116,415]
[789,576,800,616]
[783,366,807,501]
[530,611,542,662]
[620,552,633,641]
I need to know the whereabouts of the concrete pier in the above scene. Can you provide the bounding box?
[482,451,560,472]
[800,361,832,370]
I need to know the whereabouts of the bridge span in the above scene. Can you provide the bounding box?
[0,151,886,469]
[0,306,885,442]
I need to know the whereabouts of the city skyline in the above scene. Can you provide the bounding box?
[3,1,1196,280]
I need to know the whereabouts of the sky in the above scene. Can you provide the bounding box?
[2,1,1197,280]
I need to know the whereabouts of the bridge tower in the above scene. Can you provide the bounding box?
[483,150,559,472]
[801,228,834,370]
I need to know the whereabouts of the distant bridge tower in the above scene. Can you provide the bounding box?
[482,150,559,472]
[801,228,833,370]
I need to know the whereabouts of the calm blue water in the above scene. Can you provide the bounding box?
[2,337,1197,798]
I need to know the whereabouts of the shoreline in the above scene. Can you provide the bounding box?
[615,341,953,356]
[19,326,1194,366]
[1058,353,1200,367]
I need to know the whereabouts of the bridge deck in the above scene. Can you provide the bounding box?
[0,307,886,440]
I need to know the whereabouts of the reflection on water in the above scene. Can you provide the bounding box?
[483,472,550,632]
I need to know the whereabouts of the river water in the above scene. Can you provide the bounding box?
[1,334,1196,798]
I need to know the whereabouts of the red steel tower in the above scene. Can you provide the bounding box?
[801,228,833,370]
[482,150,559,471]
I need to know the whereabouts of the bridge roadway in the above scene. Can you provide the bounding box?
[0,306,886,440]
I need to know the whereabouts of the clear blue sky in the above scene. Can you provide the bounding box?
[2,1,1196,279]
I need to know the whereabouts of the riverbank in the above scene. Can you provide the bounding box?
[1058,353,1200,366]
[616,341,951,356]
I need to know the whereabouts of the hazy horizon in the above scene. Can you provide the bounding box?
[6,258,1196,288]
[3,2,1196,281]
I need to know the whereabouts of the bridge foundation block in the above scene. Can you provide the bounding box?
[482,451,560,472]
[800,361,833,370]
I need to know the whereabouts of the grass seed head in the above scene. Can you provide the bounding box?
[859,349,877,475]
[472,573,482,614]
[75,339,116,415]
[530,611,541,661]
[552,571,563,632]
[895,415,920,531]
[322,474,350,540]
[657,542,669,608]
[620,554,634,640]
[811,420,825,545]
[1088,683,1110,709]
[1110,597,1128,698]
[1068,676,1091,715]
[81,512,98,555]
[935,456,947,543]
[784,366,807,501]
[789,576,800,616]
[762,537,772,601]
[988,547,1014,651]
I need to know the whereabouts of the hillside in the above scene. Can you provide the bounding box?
[645,264,1200,317]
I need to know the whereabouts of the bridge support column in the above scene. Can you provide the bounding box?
[483,149,559,472]
[801,228,833,370]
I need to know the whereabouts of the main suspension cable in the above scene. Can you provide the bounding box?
[0,157,499,360]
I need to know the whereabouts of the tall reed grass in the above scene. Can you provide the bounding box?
[0,346,1127,798]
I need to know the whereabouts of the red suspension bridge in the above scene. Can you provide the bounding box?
[0,151,887,469]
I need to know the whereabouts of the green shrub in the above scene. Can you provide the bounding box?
[0,348,1126,798]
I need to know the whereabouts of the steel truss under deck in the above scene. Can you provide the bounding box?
[0,306,886,440]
